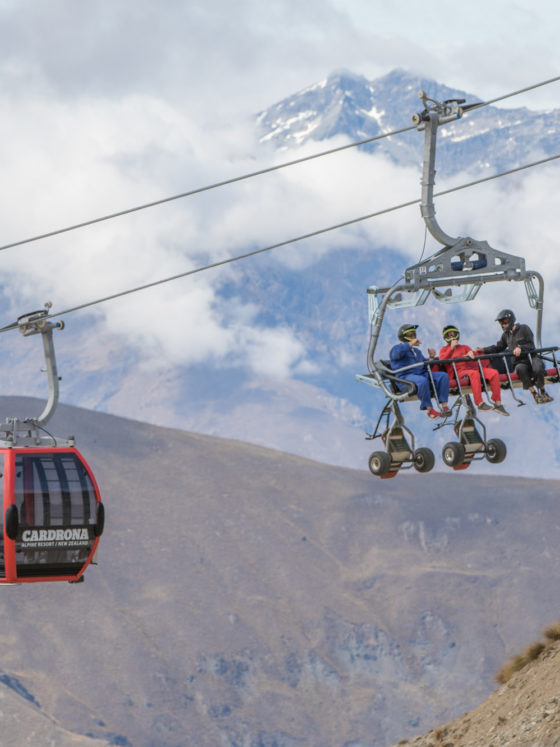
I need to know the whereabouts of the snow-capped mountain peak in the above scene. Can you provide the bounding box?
[256,68,558,176]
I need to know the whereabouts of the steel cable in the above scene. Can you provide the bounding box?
[0,150,553,334]
[0,75,558,253]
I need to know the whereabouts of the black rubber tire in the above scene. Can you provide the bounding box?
[442,441,466,468]
[368,451,393,477]
[413,447,435,473]
[486,438,507,464]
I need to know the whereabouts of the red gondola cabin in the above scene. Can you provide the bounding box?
[0,447,104,584]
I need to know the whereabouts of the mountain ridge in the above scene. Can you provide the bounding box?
[257,67,559,174]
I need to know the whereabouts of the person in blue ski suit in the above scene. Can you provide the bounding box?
[389,323,451,419]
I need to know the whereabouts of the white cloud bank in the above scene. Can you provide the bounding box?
[0,0,556,381]
[0,78,557,382]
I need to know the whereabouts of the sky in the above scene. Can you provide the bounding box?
[0,0,558,473]
[329,0,560,109]
[1,0,555,116]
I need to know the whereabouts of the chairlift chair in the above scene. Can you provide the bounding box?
[357,91,558,477]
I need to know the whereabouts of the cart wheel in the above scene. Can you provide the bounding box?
[413,447,435,473]
[485,438,507,464]
[368,451,393,477]
[442,441,466,468]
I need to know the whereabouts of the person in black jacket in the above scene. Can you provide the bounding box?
[476,309,553,404]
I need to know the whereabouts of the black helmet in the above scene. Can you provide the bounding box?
[442,324,460,341]
[495,309,515,329]
[398,323,418,342]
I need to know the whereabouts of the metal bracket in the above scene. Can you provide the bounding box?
[17,303,64,337]
[403,237,528,290]
[0,416,75,448]
[411,91,465,128]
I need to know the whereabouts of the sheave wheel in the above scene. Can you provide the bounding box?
[413,447,435,473]
[485,438,507,464]
[442,441,466,468]
[368,451,393,477]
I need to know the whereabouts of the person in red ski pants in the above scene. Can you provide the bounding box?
[436,325,509,416]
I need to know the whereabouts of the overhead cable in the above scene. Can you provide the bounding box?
[0,75,559,254]
[464,75,560,111]
[0,150,552,334]
[0,125,415,253]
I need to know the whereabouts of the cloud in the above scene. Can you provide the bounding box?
[0,90,314,377]
[1,0,559,134]
[9,0,557,128]
[0,1,556,375]
[0,68,557,387]
[0,71,424,380]
[0,0,368,120]
[327,0,560,109]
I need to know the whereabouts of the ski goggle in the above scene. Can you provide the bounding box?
[402,328,417,340]
[443,328,460,341]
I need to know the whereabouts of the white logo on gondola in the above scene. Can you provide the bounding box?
[20,528,91,547]
[22,528,89,542]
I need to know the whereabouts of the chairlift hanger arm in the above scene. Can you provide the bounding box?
[13,303,65,433]
[412,92,466,247]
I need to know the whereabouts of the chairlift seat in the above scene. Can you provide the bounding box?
[365,366,560,401]
[446,367,559,395]
[497,367,560,389]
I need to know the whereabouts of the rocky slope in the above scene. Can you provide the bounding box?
[396,639,560,746]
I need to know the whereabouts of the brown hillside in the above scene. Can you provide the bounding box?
[1,396,560,745]
[397,639,560,746]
